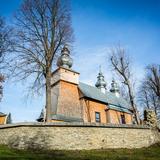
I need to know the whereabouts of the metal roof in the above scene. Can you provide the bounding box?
[0,112,6,116]
[52,114,83,122]
[108,104,132,114]
[78,82,132,114]
[37,109,44,122]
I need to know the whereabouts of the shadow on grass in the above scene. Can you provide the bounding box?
[0,143,160,160]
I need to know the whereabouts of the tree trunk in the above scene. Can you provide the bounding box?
[45,67,52,122]
[133,105,140,124]
[127,84,140,124]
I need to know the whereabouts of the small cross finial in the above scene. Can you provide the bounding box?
[99,65,102,74]
[112,77,115,82]
[62,44,70,54]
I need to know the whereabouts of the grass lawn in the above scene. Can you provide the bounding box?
[0,143,160,160]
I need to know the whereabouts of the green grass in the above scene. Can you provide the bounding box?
[0,143,160,160]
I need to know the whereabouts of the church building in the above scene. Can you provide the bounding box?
[0,112,11,125]
[38,45,133,124]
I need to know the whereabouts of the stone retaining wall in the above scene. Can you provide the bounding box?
[0,122,159,150]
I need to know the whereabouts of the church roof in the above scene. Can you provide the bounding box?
[0,112,6,116]
[37,109,45,122]
[78,82,132,114]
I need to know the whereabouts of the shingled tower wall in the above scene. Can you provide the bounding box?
[50,45,82,122]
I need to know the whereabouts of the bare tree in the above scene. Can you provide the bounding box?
[139,64,160,117]
[119,84,129,101]
[0,16,13,101]
[7,0,73,121]
[146,64,160,99]
[0,74,4,101]
[138,85,150,109]
[109,45,140,124]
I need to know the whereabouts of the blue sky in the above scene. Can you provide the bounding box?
[0,0,160,122]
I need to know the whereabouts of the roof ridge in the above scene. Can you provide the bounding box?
[79,82,125,100]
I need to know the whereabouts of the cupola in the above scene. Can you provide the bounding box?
[57,44,73,68]
[95,67,107,94]
[110,79,120,97]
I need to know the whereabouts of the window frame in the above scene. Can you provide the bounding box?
[95,112,101,123]
[121,114,126,124]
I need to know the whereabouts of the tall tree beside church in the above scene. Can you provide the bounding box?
[0,75,4,101]
[139,64,160,116]
[9,0,73,121]
[109,45,140,124]
[0,16,13,101]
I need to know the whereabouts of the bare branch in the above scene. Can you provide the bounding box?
[109,45,140,124]
[4,0,74,121]
[139,64,160,117]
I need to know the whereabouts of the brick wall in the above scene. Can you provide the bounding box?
[0,122,159,150]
